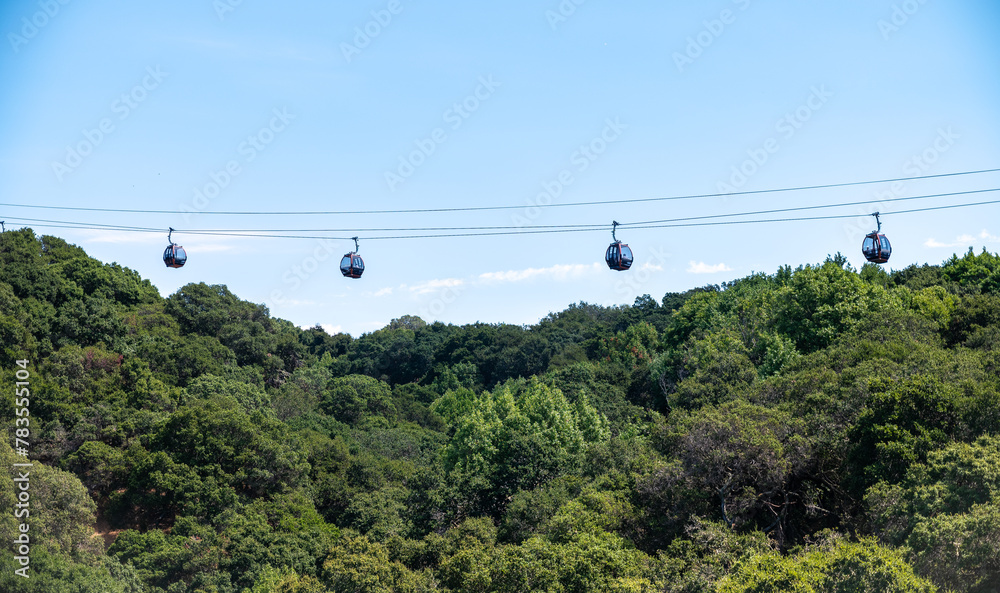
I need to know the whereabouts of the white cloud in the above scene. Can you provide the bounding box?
[373,287,394,297]
[283,299,319,306]
[925,229,999,248]
[78,230,240,254]
[478,263,603,284]
[687,261,733,274]
[403,278,465,295]
[300,323,343,335]
[79,230,163,244]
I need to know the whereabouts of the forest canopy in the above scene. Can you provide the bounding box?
[2,228,999,592]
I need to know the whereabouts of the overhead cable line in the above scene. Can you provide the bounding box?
[8,198,1000,241]
[6,187,997,235]
[0,217,163,231]
[1,167,998,216]
[621,187,1000,227]
[622,198,1000,231]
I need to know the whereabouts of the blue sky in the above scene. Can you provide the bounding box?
[2,0,999,336]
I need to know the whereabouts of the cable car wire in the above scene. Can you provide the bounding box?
[0,217,163,231]
[5,187,997,235]
[0,167,998,216]
[6,197,999,241]
[620,187,1000,228]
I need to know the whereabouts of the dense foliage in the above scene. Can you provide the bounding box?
[2,228,999,592]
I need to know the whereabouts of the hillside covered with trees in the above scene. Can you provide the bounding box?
[2,228,1000,592]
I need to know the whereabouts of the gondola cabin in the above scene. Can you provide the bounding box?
[340,253,364,278]
[606,241,633,271]
[862,213,891,264]
[862,232,891,264]
[163,243,187,268]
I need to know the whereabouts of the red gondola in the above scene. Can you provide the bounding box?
[163,228,187,268]
[605,221,633,271]
[862,212,891,264]
[341,236,365,279]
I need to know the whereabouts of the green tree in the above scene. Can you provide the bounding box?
[183,373,270,413]
[773,260,901,353]
[442,379,610,518]
[0,437,101,556]
[666,330,758,409]
[250,567,327,593]
[107,527,210,591]
[153,397,309,498]
[0,547,144,593]
[320,535,433,592]
[848,375,962,492]
[321,374,396,426]
[866,436,1000,592]
[941,247,1000,293]
[720,537,937,593]
[671,400,810,539]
